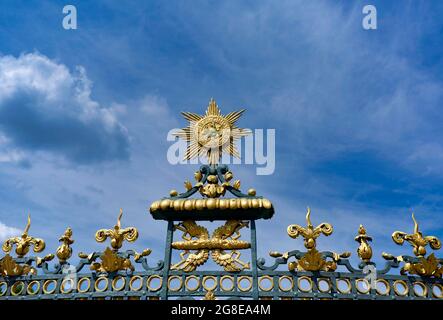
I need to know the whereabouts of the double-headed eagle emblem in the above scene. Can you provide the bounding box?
[171,220,251,272]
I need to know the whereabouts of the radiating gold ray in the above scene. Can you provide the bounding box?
[225,110,245,125]
[206,99,221,116]
[175,127,192,141]
[231,127,251,138]
[185,142,200,160]
[230,144,241,158]
[181,112,203,122]
[177,98,250,164]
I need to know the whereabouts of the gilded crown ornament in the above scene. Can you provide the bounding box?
[383,213,442,277]
[175,98,251,165]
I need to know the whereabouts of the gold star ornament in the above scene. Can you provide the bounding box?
[175,98,251,165]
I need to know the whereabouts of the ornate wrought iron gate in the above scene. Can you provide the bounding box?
[0,99,442,300]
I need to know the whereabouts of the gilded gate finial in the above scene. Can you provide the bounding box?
[273,207,350,272]
[392,213,441,257]
[287,207,333,250]
[86,209,151,273]
[355,225,373,262]
[95,208,138,250]
[0,214,50,276]
[2,214,45,257]
[56,227,74,262]
[383,213,443,277]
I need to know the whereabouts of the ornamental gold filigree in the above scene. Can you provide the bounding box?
[56,227,74,262]
[203,289,216,300]
[86,209,151,273]
[392,213,441,257]
[90,247,134,273]
[0,254,36,276]
[175,98,251,165]
[95,208,138,251]
[355,225,373,262]
[182,169,242,199]
[287,207,333,250]
[383,213,443,277]
[2,214,45,257]
[171,220,250,272]
[273,207,350,272]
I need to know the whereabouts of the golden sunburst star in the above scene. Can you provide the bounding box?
[175,98,251,165]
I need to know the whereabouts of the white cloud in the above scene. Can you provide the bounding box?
[0,222,21,241]
[0,52,130,164]
[139,94,171,117]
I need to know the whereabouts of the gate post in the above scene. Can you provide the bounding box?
[251,220,259,299]
[160,221,174,300]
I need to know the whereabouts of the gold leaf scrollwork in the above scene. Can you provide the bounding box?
[2,214,45,258]
[0,254,36,277]
[171,220,250,272]
[95,208,138,251]
[392,213,441,257]
[178,170,246,199]
[203,289,216,300]
[279,207,350,272]
[286,207,333,250]
[90,247,134,273]
[0,215,49,276]
[385,213,443,277]
[88,209,150,273]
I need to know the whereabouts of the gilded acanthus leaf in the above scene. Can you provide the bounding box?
[184,180,193,191]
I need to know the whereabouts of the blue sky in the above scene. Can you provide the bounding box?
[0,0,443,268]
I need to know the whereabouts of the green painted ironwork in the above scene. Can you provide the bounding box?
[0,165,442,300]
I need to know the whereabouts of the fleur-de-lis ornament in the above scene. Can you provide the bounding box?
[95,209,138,250]
[2,214,45,257]
[287,207,333,250]
[392,213,441,257]
[383,213,443,277]
[273,207,349,272]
